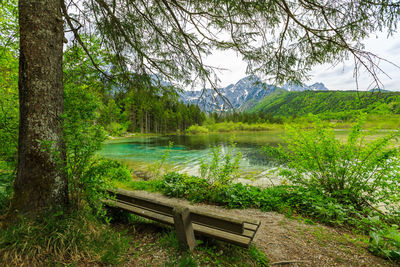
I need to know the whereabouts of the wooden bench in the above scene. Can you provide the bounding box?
[103,188,261,251]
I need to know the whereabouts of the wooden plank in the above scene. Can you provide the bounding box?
[242,218,261,225]
[104,199,257,248]
[103,193,260,248]
[111,189,246,234]
[242,229,256,238]
[192,223,252,248]
[190,212,244,234]
[103,199,174,225]
[243,222,259,231]
[115,193,174,216]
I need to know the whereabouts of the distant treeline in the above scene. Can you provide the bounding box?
[208,111,283,124]
[248,90,400,120]
[99,90,206,135]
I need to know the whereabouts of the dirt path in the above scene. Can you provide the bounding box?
[122,191,397,267]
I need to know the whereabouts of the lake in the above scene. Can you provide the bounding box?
[100,129,394,186]
[100,131,285,185]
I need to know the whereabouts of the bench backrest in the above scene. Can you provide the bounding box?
[109,188,247,234]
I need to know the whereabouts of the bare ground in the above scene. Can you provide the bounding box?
[118,191,398,267]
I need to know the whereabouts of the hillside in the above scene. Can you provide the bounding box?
[179,76,329,112]
[249,90,400,119]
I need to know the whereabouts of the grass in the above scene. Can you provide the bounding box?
[0,210,131,266]
[113,179,162,192]
[158,230,269,266]
[107,209,269,266]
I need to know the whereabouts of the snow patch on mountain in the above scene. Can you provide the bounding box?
[179,76,329,112]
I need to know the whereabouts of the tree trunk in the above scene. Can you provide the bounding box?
[130,106,136,132]
[10,0,68,215]
[145,111,148,133]
[140,110,144,133]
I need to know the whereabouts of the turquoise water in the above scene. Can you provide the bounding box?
[100,132,284,178]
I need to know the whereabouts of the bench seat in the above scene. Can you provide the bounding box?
[104,188,261,248]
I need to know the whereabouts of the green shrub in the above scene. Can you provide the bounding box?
[106,121,128,136]
[162,172,209,202]
[81,157,131,214]
[186,124,209,134]
[64,83,132,214]
[266,116,400,210]
[159,173,397,231]
[369,225,400,263]
[264,116,400,262]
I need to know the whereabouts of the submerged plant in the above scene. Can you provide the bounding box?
[200,142,242,185]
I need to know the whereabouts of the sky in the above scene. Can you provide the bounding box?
[204,33,400,91]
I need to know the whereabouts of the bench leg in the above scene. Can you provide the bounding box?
[173,206,196,251]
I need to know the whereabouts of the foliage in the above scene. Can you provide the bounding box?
[209,111,283,125]
[250,90,400,124]
[66,0,400,89]
[0,210,131,265]
[266,117,400,211]
[159,174,372,228]
[369,225,400,263]
[186,124,209,134]
[63,72,131,213]
[161,172,211,202]
[115,179,162,192]
[200,143,242,185]
[0,172,13,214]
[0,47,18,169]
[116,88,206,134]
[106,121,128,136]
[202,121,284,132]
[0,0,18,51]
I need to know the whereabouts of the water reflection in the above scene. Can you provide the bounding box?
[100,132,283,179]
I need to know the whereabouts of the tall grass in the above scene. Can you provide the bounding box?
[0,210,131,266]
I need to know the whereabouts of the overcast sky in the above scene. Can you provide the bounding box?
[204,32,400,91]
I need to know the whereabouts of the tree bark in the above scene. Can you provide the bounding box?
[10,0,68,215]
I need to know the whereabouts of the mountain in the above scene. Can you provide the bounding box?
[179,76,329,112]
[282,81,329,92]
[179,76,279,112]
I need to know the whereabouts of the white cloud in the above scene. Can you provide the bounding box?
[202,33,400,91]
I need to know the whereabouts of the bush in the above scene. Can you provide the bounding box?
[369,225,400,263]
[79,157,131,214]
[161,172,210,202]
[106,121,128,136]
[64,83,131,214]
[266,116,400,210]
[264,116,400,261]
[186,124,209,134]
[159,173,357,226]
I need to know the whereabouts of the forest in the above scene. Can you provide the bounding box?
[250,89,400,120]
[1,0,400,266]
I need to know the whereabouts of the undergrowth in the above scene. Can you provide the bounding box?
[0,210,131,266]
[158,228,268,266]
